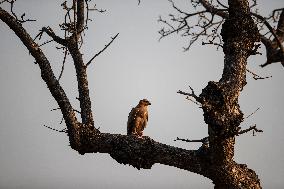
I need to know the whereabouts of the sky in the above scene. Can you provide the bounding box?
[0,0,284,188]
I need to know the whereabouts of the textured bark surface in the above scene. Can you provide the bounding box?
[198,0,261,188]
[0,0,267,188]
[68,40,94,127]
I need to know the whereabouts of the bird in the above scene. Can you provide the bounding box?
[127,99,151,137]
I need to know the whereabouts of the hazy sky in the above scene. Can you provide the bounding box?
[0,0,284,188]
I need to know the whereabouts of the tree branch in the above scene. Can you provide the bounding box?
[58,48,68,81]
[237,124,263,136]
[86,33,119,67]
[251,12,284,55]
[43,124,67,133]
[199,0,229,19]
[246,68,272,80]
[76,0,85,32]
[41,26,67,46]
[174,137,208,144]
[0,7,79,144]
[75,130,204,173]
[177,85,201,103]
[255,9,284,67]
[67,40,94,127]
[158,0,227,50]
[160,1,283,69]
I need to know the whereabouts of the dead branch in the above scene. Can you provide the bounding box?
[174,137,208,144]
[0,7,78,135]
[3,0,36,23]
[246,68,272,80]
[202,40,223,49]
[159,1,284,69]
[39,39,54,47]
[177,85,201,103]
[251,12,284,55]
[185,96,201,106]
[237,124,263,136]
[86,33,119,67]
[245,107,260,119]
[216,0,228,9]
[249,0,257,9]
[51,108,61,111]
[58,48,68,81]
[41,27,67,46]
[43,125,67,133]
[158,0,227,50]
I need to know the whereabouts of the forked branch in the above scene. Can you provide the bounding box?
[177,85,201,103]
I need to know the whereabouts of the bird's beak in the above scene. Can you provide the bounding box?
[148,101,151,105]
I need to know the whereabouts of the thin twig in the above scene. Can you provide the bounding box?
[60,117,64,124]
[73,109,81,114]
[251,12,284,55]
[246,68,272,80]
[174,137,208,144]
[177,85,201,103]
[86,33,119,67]
[58,48,68,81]
[39,39,54,47]
[51,108,61,111]
[186,96,201,106]
[237,124,263,136]
[43,125,67,133]
[202,41,223,48]
[216,0,228,8]
[245,107,260,119]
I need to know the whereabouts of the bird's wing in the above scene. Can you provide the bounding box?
[146,110,148,121]
[139,109,148,131]
[127,107,139,135]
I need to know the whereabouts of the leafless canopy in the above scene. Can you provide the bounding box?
[159,0,284,68]
[0,0,279,188]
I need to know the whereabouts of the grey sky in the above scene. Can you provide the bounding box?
[0,0,284,188]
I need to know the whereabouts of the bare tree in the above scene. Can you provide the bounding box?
[0,0,282,188]
[159,0,284,68]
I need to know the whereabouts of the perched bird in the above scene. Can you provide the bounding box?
[127,99,151,137]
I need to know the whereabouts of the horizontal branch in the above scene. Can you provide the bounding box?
[43,124,67,133]
[174,137,208,144]
[76,131,205,174]
[246,69,272,80]
[237,125,263,136]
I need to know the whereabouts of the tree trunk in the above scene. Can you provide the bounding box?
[199,0,261,188]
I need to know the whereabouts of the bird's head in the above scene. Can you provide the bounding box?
[139,99,151,106]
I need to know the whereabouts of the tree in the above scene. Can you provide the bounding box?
[0,0,283,188]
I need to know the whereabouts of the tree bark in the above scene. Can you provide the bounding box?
[67,40,94,127]
[199,0,261,188]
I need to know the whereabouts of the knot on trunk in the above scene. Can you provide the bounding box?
[200,81,243,136]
